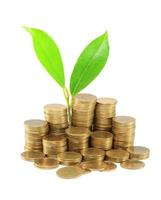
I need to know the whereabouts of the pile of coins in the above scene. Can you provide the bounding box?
[71,93,97,128]
[43,135,67,156]
[57,151,82,166]
[112,116,135,149]
[65,127,90,152]
[21,93,150,179]
[91,131,113,150]
[44,104,68,135]
[81,148,105,162]
[94,98,117,131]
[24,119,48,152]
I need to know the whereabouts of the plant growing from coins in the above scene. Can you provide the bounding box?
[23,27,110,122]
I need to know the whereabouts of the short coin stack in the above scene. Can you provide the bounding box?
[112,116,135,149]
[106,149,130,163]
[65,126,91,152]
[91,131,113,150]
[44,104,68,135]
[43,135,67,156]
[57,151,82,166]
[94,98,117,131]
[71,93,97,129]
[126,146,150,160]
[81,148,105,162]
[24,119,49,152]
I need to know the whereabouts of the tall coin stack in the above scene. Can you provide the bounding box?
[24,119,49,152]
[94,98,117,131]
[91,131,113,150]
[43,135,67,156]
[71,93,97,129]
[112,116,135,149]
[65,127,91,152]
[44,104,68,135]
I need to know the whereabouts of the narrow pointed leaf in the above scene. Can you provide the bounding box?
[24,27,65,87]
[70,32,109,96]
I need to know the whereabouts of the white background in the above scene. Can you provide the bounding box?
[0,0,160,199]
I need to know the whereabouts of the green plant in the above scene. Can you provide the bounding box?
[23,27,110,122]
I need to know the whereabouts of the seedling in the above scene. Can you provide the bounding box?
[23,27,110,122]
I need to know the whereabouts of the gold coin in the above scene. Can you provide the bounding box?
[120,160,145,170]
[43,135,66,144]
[65,126,90,137]
[83,156,104,162]
[56,166,83,179]
[73,93,97,103]
[91,131,113,140]
[97,97,117,105]
[81,148,105,158]
[57,151,82,162]
[24,119,48,130]
[80,161,107,171]
[44,104,67,112]
[21,151,44,162]
[112,116,135,126]
[101,161,117,171]
[106,149,129,162]
[127,146,150,160]
[34,158,59,169]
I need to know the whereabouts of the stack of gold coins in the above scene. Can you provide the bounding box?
[65,126,91,152]
[81,148,105,162]
[94,98,117,131]
[126,146,150,160]
[112,116,135,149]
[91,131,113,150]
[24,119,49,152]
[44,104,68,135]
[106,149,130,163]
[43,135,67,156]
[57,151,82,166]
[71,93,97,129]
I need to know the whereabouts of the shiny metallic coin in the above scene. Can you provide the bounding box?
[57,151,82,163]
[44,104,67,113]
[65,126,90,137]
[24,119,48,130]
[112,116,135,126]
[97,97,117,105]
[80,161,107,171]
[56,166,83,179]
[120,160,145,170]
[91,131,113,140]
[73,93,97,103]
[81,148,105,158]
[34,158,59,169]
[21,151,44,162]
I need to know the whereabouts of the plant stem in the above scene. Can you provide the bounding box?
[63,87,71,124]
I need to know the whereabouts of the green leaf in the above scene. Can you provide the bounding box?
[70,32,110,96]
[23,27,65,88]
